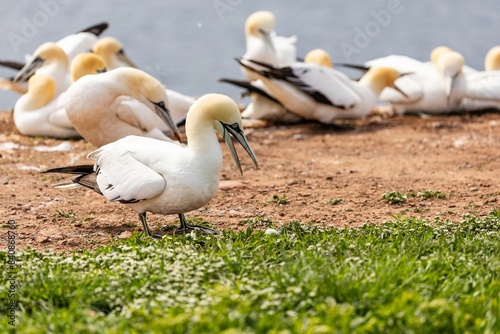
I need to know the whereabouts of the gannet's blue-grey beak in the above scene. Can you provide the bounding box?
[14,56,43,83]
[220,122,258,175]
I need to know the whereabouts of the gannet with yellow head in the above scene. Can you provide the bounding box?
[92,36,137,69]
[241,11,296,81]
[44,94,258,237]
[239,57,406,123]
[92,36,195,126]
[13,53,106,138]
[63,67,181,147]
[377,50,467,114]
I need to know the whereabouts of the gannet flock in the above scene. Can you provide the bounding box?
[1,11,498,238]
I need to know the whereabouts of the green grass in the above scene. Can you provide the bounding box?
[328,198,343,205]
[272,194,288,205]
[383,190,448,204]
[382,191,408,204]
[1,212,499,333]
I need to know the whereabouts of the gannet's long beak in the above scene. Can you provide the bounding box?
[392,72,413,99]
[259,29,275,54]
[335,63,370,72]
[117,49,137,68]
[445,74,457,106]
[393,84,409,99]
[152,100,182,142]
[220,121,258,175]
[14,56,43,82]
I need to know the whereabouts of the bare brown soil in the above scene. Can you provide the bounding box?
[1,110,499,252]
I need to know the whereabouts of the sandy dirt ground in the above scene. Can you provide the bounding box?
[1,109,499,252]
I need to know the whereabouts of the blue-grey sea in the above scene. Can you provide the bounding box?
[1,0,499,110]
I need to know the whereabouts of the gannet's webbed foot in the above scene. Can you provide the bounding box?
[174,213,219,235]
[139,212,164,239]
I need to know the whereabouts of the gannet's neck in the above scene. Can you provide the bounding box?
[185,108,221,156]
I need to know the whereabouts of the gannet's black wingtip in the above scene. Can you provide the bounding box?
[79,22,109,36]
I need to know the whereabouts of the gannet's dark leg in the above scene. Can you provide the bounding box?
[175,213,218,235]
[139,212,163,240]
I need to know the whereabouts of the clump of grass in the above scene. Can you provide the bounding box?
[53,209,76,219]
[328,198,343,205]
[2,212,499,332]
[382,191,408,204]
[418,190,447,199]
[272,194,288,205]
[53,209,75,219]
[240,216,274,228]
[383,190,447,204]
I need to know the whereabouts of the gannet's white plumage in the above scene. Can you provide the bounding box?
[247,49,334,123]
[45,94,259,237]
[56,32,99,65]
[13,53,106,138]
[366,54,428,73]
[378,51,467,114]
[13,74,78,138]
[92,36,195,126]
[241,11,297,81]
[240,58,403,124]
[165,88,197,126]
[0,23,107,94]
[63,67,181,147]
[460,46,500,111]
[49,22,108,65]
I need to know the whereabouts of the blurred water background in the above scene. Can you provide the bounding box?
[0,0,499,110]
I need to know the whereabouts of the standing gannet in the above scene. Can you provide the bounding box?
[13,53,106,138]
[44,94,258,238]
[63,67,181,147]
[379,51,467,114]
[459,46,500,111]
[241,11,297,81]
[239,58,406,124]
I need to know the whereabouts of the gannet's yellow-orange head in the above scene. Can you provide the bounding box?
[108,67,180,140]
[92,36,137,69]
[70,53,106,82]
[187,94,258,174]
[430,46,453,67]
[33,42,68,64]
[14,42,67,82]
[245,11,276,37]
[436,51,464,78]
[93,36,122,57]
[360,67,402,96]
[435,51,465,105]
[304,49,333,68]
[485,46,500,71]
